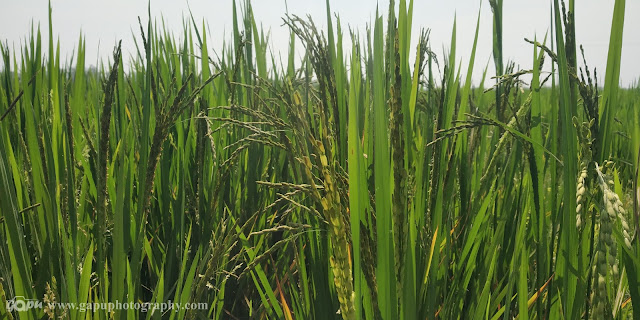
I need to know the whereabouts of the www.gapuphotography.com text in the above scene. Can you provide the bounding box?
[5,296,207,314]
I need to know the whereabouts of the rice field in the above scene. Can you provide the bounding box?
[1,0,639,319]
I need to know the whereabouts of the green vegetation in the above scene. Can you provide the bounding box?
[1,0,639,319]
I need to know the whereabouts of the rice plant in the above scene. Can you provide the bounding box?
[1,0,639,319]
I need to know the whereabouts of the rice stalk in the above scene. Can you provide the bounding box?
[389,31,407,310]
[95,41,122,293]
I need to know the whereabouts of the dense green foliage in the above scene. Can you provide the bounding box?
[1,0,639,319]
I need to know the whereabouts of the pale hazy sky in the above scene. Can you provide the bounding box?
[1,0,638,87]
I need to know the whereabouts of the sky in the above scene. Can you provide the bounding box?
[1,0,638,87]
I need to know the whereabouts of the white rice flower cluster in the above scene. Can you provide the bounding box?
[596,161,633,251]
[590,161,633,318]
[576,166,588,229]
[574,117,594,230]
